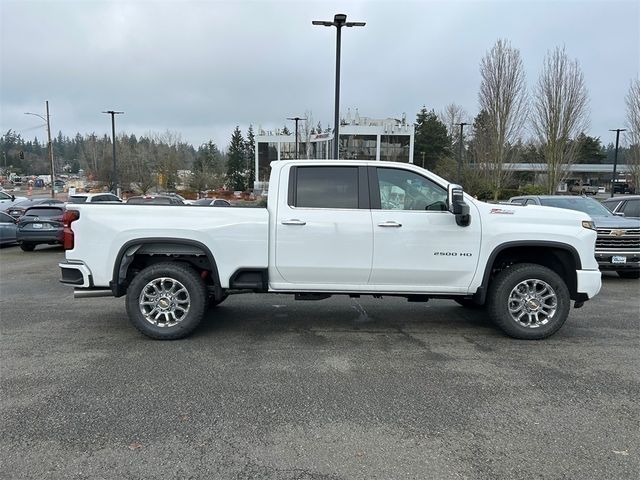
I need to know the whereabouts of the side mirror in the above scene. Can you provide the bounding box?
[613,211,625,217]
[448,184,471,227]
[10,195,15,201]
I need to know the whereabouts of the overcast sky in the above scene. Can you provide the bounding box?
[1,0,638,150]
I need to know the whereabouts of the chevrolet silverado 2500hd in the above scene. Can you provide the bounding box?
[59,161,602,340]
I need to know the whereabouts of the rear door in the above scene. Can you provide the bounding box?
[274,165,373,285]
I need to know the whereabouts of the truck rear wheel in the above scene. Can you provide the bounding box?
[125,262,207,340]
[487,263,570,340]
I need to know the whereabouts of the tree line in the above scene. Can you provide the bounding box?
[0,125,257,194]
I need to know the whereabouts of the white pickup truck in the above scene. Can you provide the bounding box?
[59,160,602,340]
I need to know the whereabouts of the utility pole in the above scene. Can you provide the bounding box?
[455,122,468,183]
[609,128,626,197]
[102,110,124,195]
[313,14,365,160]
[24,101,55,198]
[287,117,307,159]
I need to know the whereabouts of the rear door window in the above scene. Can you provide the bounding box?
[293,166,359,209]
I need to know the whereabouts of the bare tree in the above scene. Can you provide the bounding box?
[532,46,589,194]
[478,39,528,199]
[439,103,468,139]
[625,78,640,192]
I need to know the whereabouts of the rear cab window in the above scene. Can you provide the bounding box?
[290,166,363,209]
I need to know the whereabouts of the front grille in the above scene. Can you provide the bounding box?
[596,228,640,250]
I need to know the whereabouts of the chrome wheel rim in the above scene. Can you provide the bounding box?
[508,279,557,328]
[138,277,190,327]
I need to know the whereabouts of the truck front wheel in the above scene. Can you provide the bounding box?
[487,263,570,340]
[125,262,208,340]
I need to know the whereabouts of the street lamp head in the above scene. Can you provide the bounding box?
[609,128,627,132]
[345,21,366,27]
[334,13,347,24]
[312,20,334,26]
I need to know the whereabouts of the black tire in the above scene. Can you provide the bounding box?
[20,243,36,252]
[125,262,207,340]
[487,263,570,340]
[617,270,640,279]
[454,298,484,309]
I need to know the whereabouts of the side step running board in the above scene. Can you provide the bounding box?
[74,289,114,299]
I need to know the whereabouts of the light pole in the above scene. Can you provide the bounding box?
[455,122,468,183]
[102,110,124,195]
[609,128,626,197]
[312,13,365,160]
[287,116,307,159]
[25,101,55,198]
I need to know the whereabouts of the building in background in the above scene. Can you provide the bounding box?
[254,109,415,191]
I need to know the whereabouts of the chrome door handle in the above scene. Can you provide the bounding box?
[281,219,306,226]
[377,221,402,228]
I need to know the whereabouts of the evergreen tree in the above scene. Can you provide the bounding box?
[574,133,606,164]
[226,126,246,191]
[282,126,291,136]
[413,107,450,169]
[245,125,256,190]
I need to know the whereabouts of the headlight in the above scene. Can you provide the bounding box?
[582,220,596,231]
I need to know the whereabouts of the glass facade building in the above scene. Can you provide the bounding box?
[255,112,414,187]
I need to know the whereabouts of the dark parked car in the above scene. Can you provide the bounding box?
[0,211,18,246]
[4,198,64,219]
[126,195,185,205]
[192,198,232,207]
[601,195,640,220]
[16,205,65,251]
[509,195,640,279]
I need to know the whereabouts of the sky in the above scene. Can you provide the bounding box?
[1,0,638,150]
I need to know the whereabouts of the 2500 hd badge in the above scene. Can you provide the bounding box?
[434,251,473,257]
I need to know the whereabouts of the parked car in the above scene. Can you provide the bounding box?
[126,195,185,205]
[158,192,192,205]
[569,183,599,195]
[601,195,640,220]
[0,190,28,208]
[509,195,640,278]
[192,198,232,207]
[67,193,122,204]
[0,211,18,246]
[16,205,66,251]
[4,198,64,219]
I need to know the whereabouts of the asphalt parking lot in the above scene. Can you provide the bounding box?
[1,245,639,480]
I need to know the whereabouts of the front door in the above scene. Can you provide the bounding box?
[369,167,481,291]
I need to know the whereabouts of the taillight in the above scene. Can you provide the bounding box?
[62,210,80,250]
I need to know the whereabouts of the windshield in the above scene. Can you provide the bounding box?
[539,197,612,217]
[68,196,88,203]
